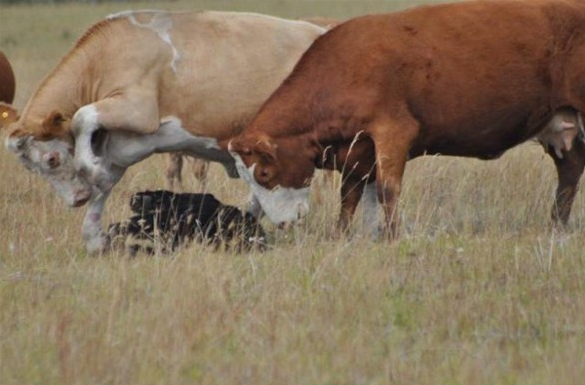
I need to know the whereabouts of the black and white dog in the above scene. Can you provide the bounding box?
[108,190,266,254]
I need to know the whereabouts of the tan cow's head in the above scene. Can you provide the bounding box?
[228,135,317,224]
[5,112,93,207]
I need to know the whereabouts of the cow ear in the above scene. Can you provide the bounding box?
[254,138,278,163]
[0,102,19,130]
[228,138,252,156]
[5,127,30,152]
[41,110,65,136]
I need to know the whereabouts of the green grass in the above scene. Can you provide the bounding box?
[1,1,584,385]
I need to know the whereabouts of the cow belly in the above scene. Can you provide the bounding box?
[104,115,235,171]
[411,119,536,160]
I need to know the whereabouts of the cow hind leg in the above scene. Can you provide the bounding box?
[548,138,585,226]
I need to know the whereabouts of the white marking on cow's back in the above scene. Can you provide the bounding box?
[230,152,310,224]
[106,9,162,20]
[107,10,180,73]
[230,11,328,34]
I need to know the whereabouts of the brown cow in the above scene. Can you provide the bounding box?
[227,0,585,237]
[4,11,326,253]
[0,51,17,129]
[165,152,210,191]
[0,51,16,104]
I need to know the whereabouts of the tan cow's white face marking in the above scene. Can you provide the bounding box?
[108,10,181,72]
[230,151,310,224]
[5,135,93,207]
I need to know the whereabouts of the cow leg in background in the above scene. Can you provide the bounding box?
[371,115,419,239]
[166,155,210,192]
[165,153,184,190]
[192,158,210,192]
[548,138,585,225]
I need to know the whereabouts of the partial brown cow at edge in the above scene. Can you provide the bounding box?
[0,51,18,129]
[227,0,585,238]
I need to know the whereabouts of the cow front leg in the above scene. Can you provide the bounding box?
[81,165,125,254]
[82,189,111,254]
[548,138,585,225]
[71,105,111,190]
[71,92,159,190]
[370,114,419,239]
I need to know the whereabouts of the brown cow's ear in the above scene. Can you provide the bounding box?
[41,110,65,136]
[5,127,30,152]
[227,138,252,156]
[254,138,278,163]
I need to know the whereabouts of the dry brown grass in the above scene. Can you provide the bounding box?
[1,1,584,385]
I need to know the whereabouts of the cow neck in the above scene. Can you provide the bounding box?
[254,92,369,169]
[21,46,96,139]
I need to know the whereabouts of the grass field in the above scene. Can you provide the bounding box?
[1,1,584,384]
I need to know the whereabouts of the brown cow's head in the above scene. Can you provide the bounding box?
[228,134,317,224]
[5,113,92,208]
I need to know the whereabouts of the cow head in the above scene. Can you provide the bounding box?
[4,114,93,207]
[228,135,316,224]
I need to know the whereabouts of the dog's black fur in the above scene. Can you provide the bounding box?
[108,190,266,254]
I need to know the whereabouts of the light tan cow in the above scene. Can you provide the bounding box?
[4,10,325,253]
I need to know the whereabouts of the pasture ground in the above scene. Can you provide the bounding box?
[1,1,584,384]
